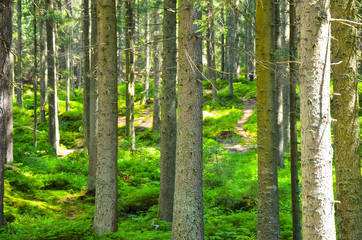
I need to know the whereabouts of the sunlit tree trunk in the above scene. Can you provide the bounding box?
[7,54,14,164]
[93,0,118,234]
[171,0,204,238]
[296,0,336,238]
[46,0,60,155]
[0,0,13,226]
[331,0,362,238]
[125,0,136,150]
[152,5,161,133]
[158,0,177,222]
[256,0,280,237]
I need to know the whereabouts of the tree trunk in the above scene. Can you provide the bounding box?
[0,0,13,226]
[82,0,90,149]
[33,2,38,147]
[86,0,98,195]
[152,5,161,133]
[158,0,177,222]
[206,0,217,102]
[289,0,301,238]
[171,1,204,238]
[125,0,136,150]
[117,0,123,83]
[7,54,14,164]
[39,4,47,123]
[220,6,225,80]
[46,0,60,155]
[273,0,284,168]
[93,0,118,234]
[16,0,23,108]
[331,0,362,238]
[256,0,280,238]
[296,0,336,238]
[143,0,150,102]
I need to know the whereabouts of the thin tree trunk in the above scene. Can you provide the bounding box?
[125,0,135,150]
[82,0,90,149]
[289,0,301,238]
[206,0,217,102]
[86,0,98,196]
[39,4,47,122]
[144,0,150,102]
[93,0,118,234]
[7,54,14,163]
[220,6,225,80]
[158,0,177,222]
[171,0,204,238]
[152,6,161,133]
[16,0,23,108]
[33,2,38,147]
[46,0,60,155]
[256,0,280,238]
[297,0,336,238]
[331,0,362,238]
[118,0,123,83]
[0,0,13,226]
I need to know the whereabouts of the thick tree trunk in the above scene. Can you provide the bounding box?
[0,0,13,226]
[16,0,23,108]
[158,0,177,222]
[125,0,136,150]
[289,0,301,238]
[256,0,280,238]
[331,0,362,238]
[46,0,60,155]
[296,0,336,238]
[152,6,161,133]
[171,1,204,238]
[82,0,90,149]
[93,0,118,234]
[86,0,98,195]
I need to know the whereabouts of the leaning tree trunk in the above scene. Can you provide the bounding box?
[93,0,118,234]
[171,0,204,238]
[0,0,13,226]
[296,0,336,238]
[331,0,362,238]
[46,0,60,155]
[256,0,280,238]
[158,0,177,222]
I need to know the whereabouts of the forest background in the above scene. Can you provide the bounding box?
[0,0,361,239]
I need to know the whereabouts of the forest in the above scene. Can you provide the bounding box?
[0,0,361,239]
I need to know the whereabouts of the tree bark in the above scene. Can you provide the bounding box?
[16,0,23,108]
[331,0,362,238]
[296,0,336,238]
[125,0,136,150]
[289,0,301,238]
[33,2,38,147]
[39,2,47,122]
[152,5,161,133]
[206,0,217,102]
[171,0,204,238]
[46,0,60,155]
[158,0,177,222]
[143,0,150,102]
[0,0,13,226]
[93,0,118,234]
[256,0,280,238]
[86,0,98,195]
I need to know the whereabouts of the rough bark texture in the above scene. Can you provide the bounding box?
[16,0,23,108]
[158,0,177,222]
[256,0,280,238]
[289,0,301,239]
[93,0,118,234]
[86,0,98,195]
[206,0,217,102]
[331,0,362,238]
[152,6,161,133]
[171,0,204,238]
[46,0,60,155]
[82,0,90,149]
[296,0,336,238]
[125,0,135,150]
[0,0,13,226]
